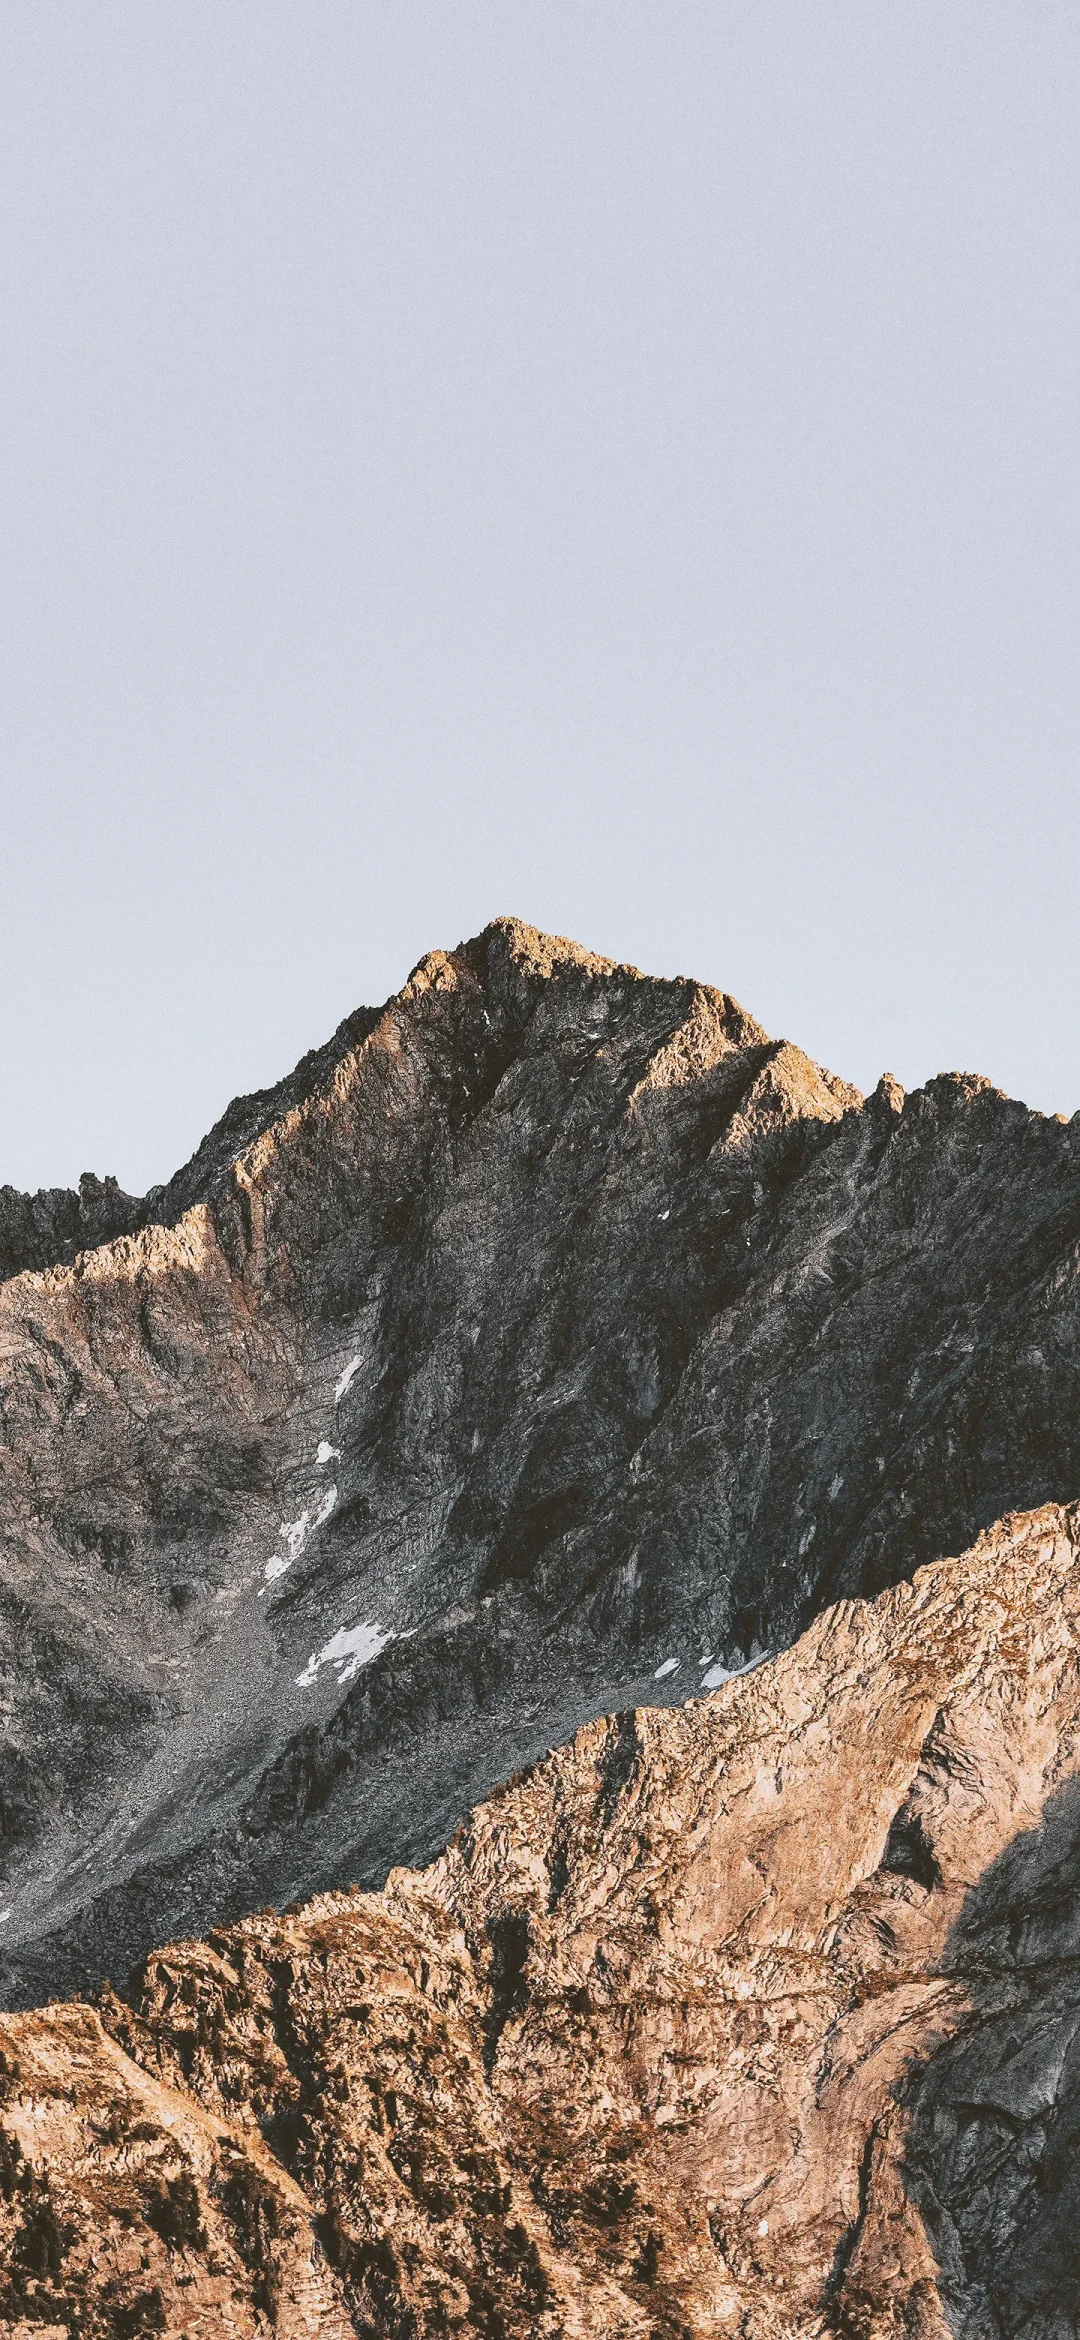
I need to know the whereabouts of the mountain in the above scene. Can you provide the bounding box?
[0,917,1078,2014]
[1,1499,1078,2336]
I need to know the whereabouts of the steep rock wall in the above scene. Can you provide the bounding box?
[0,1503,1078,2334]
[0,920,1077,2003]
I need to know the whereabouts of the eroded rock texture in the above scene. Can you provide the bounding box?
[1,918,1079,2008]
[1,1503,1079,2335]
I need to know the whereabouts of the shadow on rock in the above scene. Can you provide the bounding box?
[849,1773,1080,2338]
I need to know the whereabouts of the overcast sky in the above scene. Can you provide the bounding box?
[1,4,1077,1194]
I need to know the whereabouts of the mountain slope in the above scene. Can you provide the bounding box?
[0,917,1078,2005]
[1,1501,1078,2336]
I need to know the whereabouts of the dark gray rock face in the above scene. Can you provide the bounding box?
[0,1170,142,1283]
[0,917,1078,2006]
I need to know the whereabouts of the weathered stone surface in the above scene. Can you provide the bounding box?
[0,1172,141,1285]
[2,1502,1079,2335]
[0,918,1079,2008]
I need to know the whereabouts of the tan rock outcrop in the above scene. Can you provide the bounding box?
[1,1499,1078,2334]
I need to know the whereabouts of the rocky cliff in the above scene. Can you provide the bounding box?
[0,917,1079,2012]
[1,1501,1078,2335]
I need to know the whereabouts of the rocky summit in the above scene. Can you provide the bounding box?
[0,916,1079,2333]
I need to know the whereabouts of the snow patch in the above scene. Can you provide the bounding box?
[312,1484,337,1530]
[261,1489,337,1588]
[701,1651,772,1692]
[281,1511,312,1563]
[0,1909,10,1925]
[297,1621,392,1690]
[316,1440,340,1466]
[335,1355,363,1403]
[653,1655,680,1680]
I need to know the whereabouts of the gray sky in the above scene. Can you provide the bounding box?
[1,4,1078,1195]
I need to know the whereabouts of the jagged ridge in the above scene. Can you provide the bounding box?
[0,919,1077,2014]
